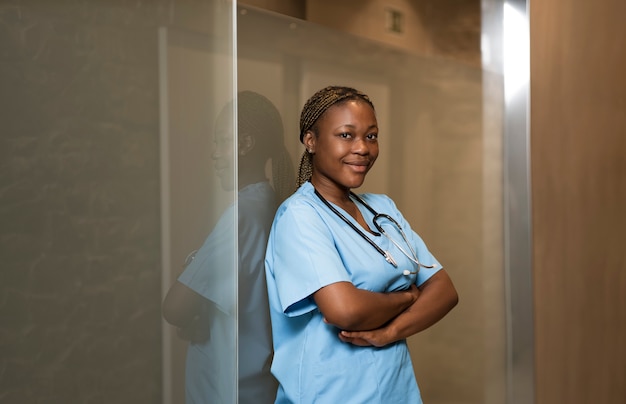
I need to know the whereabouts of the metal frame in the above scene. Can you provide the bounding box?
[502,0,534,402]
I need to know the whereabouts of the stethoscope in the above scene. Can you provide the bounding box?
[314,188,436,276]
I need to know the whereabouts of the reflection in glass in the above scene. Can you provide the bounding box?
[162,92,293,403]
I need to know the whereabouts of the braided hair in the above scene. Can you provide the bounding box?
[237,91,295,202]
[296,86,375,188]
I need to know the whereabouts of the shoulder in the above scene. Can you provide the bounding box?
[238,182,277,231]
[238,182,277,216]
[274,182,322,221]
[239,181,276,207]
[356,192,400,212]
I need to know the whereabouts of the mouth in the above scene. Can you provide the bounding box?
[345,160,371,173]
[214,164,229,177]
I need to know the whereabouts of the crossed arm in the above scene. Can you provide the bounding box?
[313,269,458,347]
[162,281,214,343]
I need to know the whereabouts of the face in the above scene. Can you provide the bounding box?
[304,99,379,192]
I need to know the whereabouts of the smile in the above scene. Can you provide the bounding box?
[214,164,229,176]
[345,161,370,172]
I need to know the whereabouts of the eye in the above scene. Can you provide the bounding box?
[367,133,379,140]
[338,132,352,139]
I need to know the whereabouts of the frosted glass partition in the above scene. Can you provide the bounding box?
[1,1,235,403]
[237,5,506,404]
[158,8,238,404]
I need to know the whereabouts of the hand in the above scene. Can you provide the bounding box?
[338,284,421,347]
[406,283,421,302]
[338,328,390,347]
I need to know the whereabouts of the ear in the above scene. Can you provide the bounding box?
[302,131,316,154]
[238,134,255,156]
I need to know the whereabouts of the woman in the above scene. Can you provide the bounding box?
[163,91,293,403]
[264,86,458,403]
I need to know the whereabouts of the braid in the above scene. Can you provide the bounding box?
[236,91,296,201]
[296,151,313,188]
[296,86,375,187]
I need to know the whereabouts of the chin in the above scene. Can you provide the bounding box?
[217,174,235,191]
[343,177,367,189]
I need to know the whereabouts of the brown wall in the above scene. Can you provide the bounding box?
[530,1,626,403]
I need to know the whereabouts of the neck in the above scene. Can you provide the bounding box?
[310,177,352,207]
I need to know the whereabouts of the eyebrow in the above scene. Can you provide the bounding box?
[335,123,378,130]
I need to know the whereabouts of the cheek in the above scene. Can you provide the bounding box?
[221,146,235,158]
[370,145,380,161]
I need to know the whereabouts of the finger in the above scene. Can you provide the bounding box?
[343,337,371,346]
[338,332,369,346]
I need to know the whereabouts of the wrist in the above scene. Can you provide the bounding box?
[382,322,399,345]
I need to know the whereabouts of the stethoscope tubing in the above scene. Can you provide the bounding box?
[314,188,435,272]
[351,193,435,270]
[314,189,396,266]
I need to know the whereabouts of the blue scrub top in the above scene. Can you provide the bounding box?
[179,181,278,404]
[265,182,441,403]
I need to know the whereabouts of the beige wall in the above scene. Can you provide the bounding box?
[239,2,497,404]
[530,1,626,403]
[396,60,497,404]
[243,0,481,65]
[242,0,306,18]
[239,4,491,401]
[306,0,480,65]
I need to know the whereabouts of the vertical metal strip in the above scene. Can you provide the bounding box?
[502,0,535,402]
[232,2,239,403]
[157,26,172,404]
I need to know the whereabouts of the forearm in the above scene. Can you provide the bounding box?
[313,281,418,331]
[338,270,458,347]
[378,270,458,343]
[162,281,206,328]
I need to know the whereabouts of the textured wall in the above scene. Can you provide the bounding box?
[0,1,171,402]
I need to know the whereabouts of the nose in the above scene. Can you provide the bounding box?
[352,137,369,155]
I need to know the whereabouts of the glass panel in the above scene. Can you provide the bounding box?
[237,5,506,404]
[158,4,237,404]
[0,1,236,403]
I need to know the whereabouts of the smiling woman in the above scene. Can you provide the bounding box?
[302,90,379,207]
[264,86,458,403]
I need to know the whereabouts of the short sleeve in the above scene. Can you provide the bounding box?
[178,206,236,314]
[267,201,351,317]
